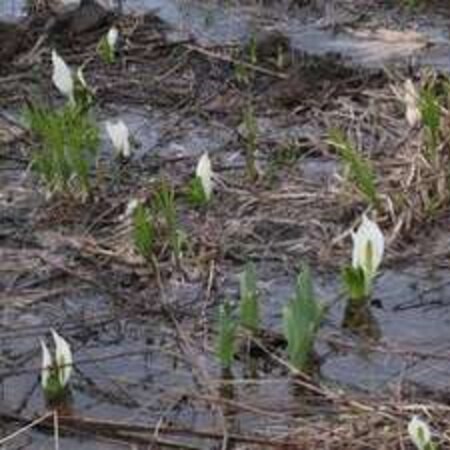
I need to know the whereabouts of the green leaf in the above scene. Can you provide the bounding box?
[239,262,260,332]
[216,301,237,369]
[342,266,368,303]
[328,129,378,207]
[132,205,154,259]
[187,176,208,206]
[282,265,323,372]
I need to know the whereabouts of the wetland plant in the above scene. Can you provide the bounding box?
[188,152,213,205]
[74,67,94,113]
[52,50,75,105]
[239,262,260,332]
[154,180,184,262]
[98,26,119,64]
[342,214,384,303]
[242,105,259,181]
[106,119,131,159]
[408,416,437,450]
[25,103,99,198]
[282,266,323,372]
[328,129,378,208]
[215,301,237,369]
[40,329,73,402]
[52,50,92,109]
[419,85,441,162]
[132,203,155,260]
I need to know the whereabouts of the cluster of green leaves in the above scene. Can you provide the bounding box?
[216,264,323,373]
[25,104,99,198]
[342,266,366,304]
[419,85,441,162]
[130,180,186,263]
[328,129,379,207]
[153,180,185,262]
[215,301,238,369]
[215,263,260,369]
[132,204,155,260]
[282,266,324,372]
[187,176,208,206]
[239,263,260,332]
[97,36,115,64]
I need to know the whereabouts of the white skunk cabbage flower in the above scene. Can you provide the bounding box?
[40,338,53,390]
[196,152,213,200]
[107,26,119,51]
[404,78,421,127]
[124,198,140,218]
[352,214,384,283]
[106,120,130,158]
[408,416,432,450]
[41,329,73,395]
[52,50,74,104]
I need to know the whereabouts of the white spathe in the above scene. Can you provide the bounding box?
[404,78,421,127]
[408,416,432,450]
[196,152,213,200]
[41,329,73,390]
[52,50,74,104]
[40,339,52,389]
[352,214,384,282]
[51,329,73,387]
[107,26,119,51]
[125,198,140,217]
[106,120,130,158]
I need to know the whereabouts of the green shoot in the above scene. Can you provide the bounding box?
[342,266,367,304]
[132,204,154,260]
[153,180,183,262]
[216,301,237,369]
[73,71,94,114]
[243,105,259,181]
[239,263,260,332]
[419,86,441,162]
[282,265,323,372]
[328,129,378,207]
[25,104,99,199]
[187,177,208,207]
[97,35,115,64]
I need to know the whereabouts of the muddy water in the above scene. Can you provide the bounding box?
[128,0,450,70]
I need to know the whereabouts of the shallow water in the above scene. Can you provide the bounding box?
[3,259,450,446]
[3,0,450,70]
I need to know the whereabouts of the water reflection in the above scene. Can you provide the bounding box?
[342,302,381,341]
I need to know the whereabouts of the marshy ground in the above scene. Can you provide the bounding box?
[3,0,450,448]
